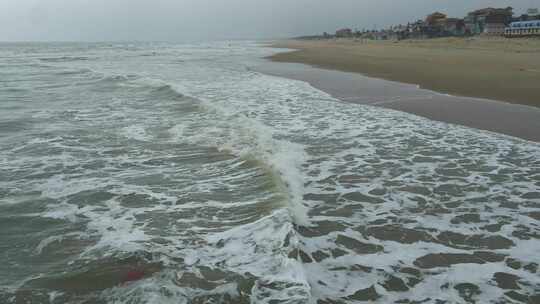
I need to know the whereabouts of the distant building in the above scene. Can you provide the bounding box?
[425,12,447,26]
[390,24,409,40]
[465,7,513,35]
[527,8,539,16]
[329,6,540,42]
[421,12,447,38]
[515,9,540,22]
[442,18,465,36]
[418,12,466,38]
[408,20,429,39]
[374,30,390,40]
[505,20,540,37]
[484,23,506,35]
[483,13,510,36]
[335,28,353,38]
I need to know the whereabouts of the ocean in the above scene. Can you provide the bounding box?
[0,41,539,304]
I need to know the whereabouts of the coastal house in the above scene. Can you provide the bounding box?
[418,12,466,38]
[515,8,540,21]
[420,12,448,38]
[329,6,537,42]
[371,30,389,40]
[484,23,507,35]
[505,20,540,37]
[408,20,429,39]
[335,28,353,38]
[483,13,511,35]
[465,7,513,35]
[390,24,409,40]
[426,12,447,25]
[442,18,465,36]
[528,8,539,16]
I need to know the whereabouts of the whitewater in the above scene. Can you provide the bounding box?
[0,41,539,304]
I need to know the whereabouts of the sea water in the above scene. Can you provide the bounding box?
[0,41,539,303]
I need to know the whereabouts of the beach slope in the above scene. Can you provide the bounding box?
[269,38,540,108]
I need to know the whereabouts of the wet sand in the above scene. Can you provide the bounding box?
[268,38,540,108]
[255,48,540,143]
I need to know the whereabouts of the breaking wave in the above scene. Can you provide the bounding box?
[0,41,539,304]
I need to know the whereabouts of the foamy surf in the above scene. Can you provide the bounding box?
[0,41,539,304]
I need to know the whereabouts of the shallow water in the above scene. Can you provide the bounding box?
[0,41,539,304]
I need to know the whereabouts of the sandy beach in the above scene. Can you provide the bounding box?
[269,38,540,108]
[259,37,540,142]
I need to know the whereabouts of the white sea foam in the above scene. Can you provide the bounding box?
[121,125,151,141]
[1,41,539,304]
[34,235,65,255]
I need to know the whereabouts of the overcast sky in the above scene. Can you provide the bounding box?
[0,0,537,41]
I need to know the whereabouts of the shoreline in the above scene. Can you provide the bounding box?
[254,44,540,142]
[267,38,540,108]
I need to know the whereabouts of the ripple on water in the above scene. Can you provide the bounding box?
[0,42,539,304]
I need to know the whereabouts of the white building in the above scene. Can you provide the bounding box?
[484,23,506,35]
[505,20,540,37]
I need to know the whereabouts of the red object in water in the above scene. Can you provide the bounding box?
[124,270,145,282]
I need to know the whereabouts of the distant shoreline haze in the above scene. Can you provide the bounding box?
[0,0,534,41]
